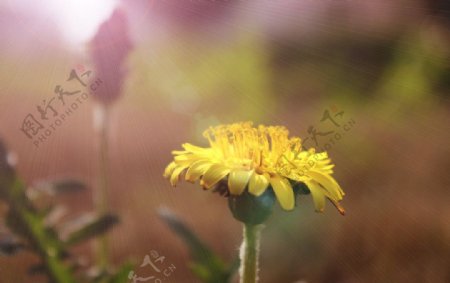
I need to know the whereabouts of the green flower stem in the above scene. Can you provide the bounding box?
[95,104,110,269]
[240,224,262,283]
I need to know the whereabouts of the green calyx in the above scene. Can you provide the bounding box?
[228,189,275,225]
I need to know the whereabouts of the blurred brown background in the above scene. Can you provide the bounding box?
[0,0,449,282]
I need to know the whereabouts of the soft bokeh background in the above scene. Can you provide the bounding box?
[1,0,449,282]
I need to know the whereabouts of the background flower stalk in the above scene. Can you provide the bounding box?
[89,8,132,270]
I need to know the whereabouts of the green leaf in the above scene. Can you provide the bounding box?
[108,263,134,283]
[34,179,87,196]
[0,142,78,283]
[0,139,12,172]
[189,262,211,281]
[158,208,237,283]
[51,179,87,194]
[0,236,24,256]
[0,139,15,200]
[227,257,240,279]
[28,264,47,275]
[6,181,77,283]
[65,214,119,246]
[85,262,133,283]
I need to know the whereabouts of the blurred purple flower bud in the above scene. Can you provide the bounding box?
[89,8,132,105]
[154,0,235,28]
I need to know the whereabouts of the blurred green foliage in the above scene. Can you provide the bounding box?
[159,208,239,283]
[0,140,131,283]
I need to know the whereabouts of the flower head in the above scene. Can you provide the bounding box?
[164,122,345,214]
[89,8,132,105]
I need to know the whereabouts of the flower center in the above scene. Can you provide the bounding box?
[203,122,303,173]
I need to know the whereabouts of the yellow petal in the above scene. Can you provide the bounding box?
[201,164,230,189]
[270,176,295,210]
[163,162,177,178]
[182,143,207,152]
[172,150,188,155]
[228,169,253,195]
[306,180,326,212]
[330,199,346,216]
[172,157,199,169]
[174,154,196,162]
[170,166,187,186]
[321,164,335,174]
[185,160,212,182]
[308,170,344,200]
[248,173,269,196]
[316,158,331,165]
[315,152,328,159]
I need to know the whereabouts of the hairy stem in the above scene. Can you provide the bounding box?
[240,224,262,283]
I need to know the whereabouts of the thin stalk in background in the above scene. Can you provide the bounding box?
[89,8,131,271]
[94,104,110,269]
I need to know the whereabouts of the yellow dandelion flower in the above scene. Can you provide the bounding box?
[164,122,345,214]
